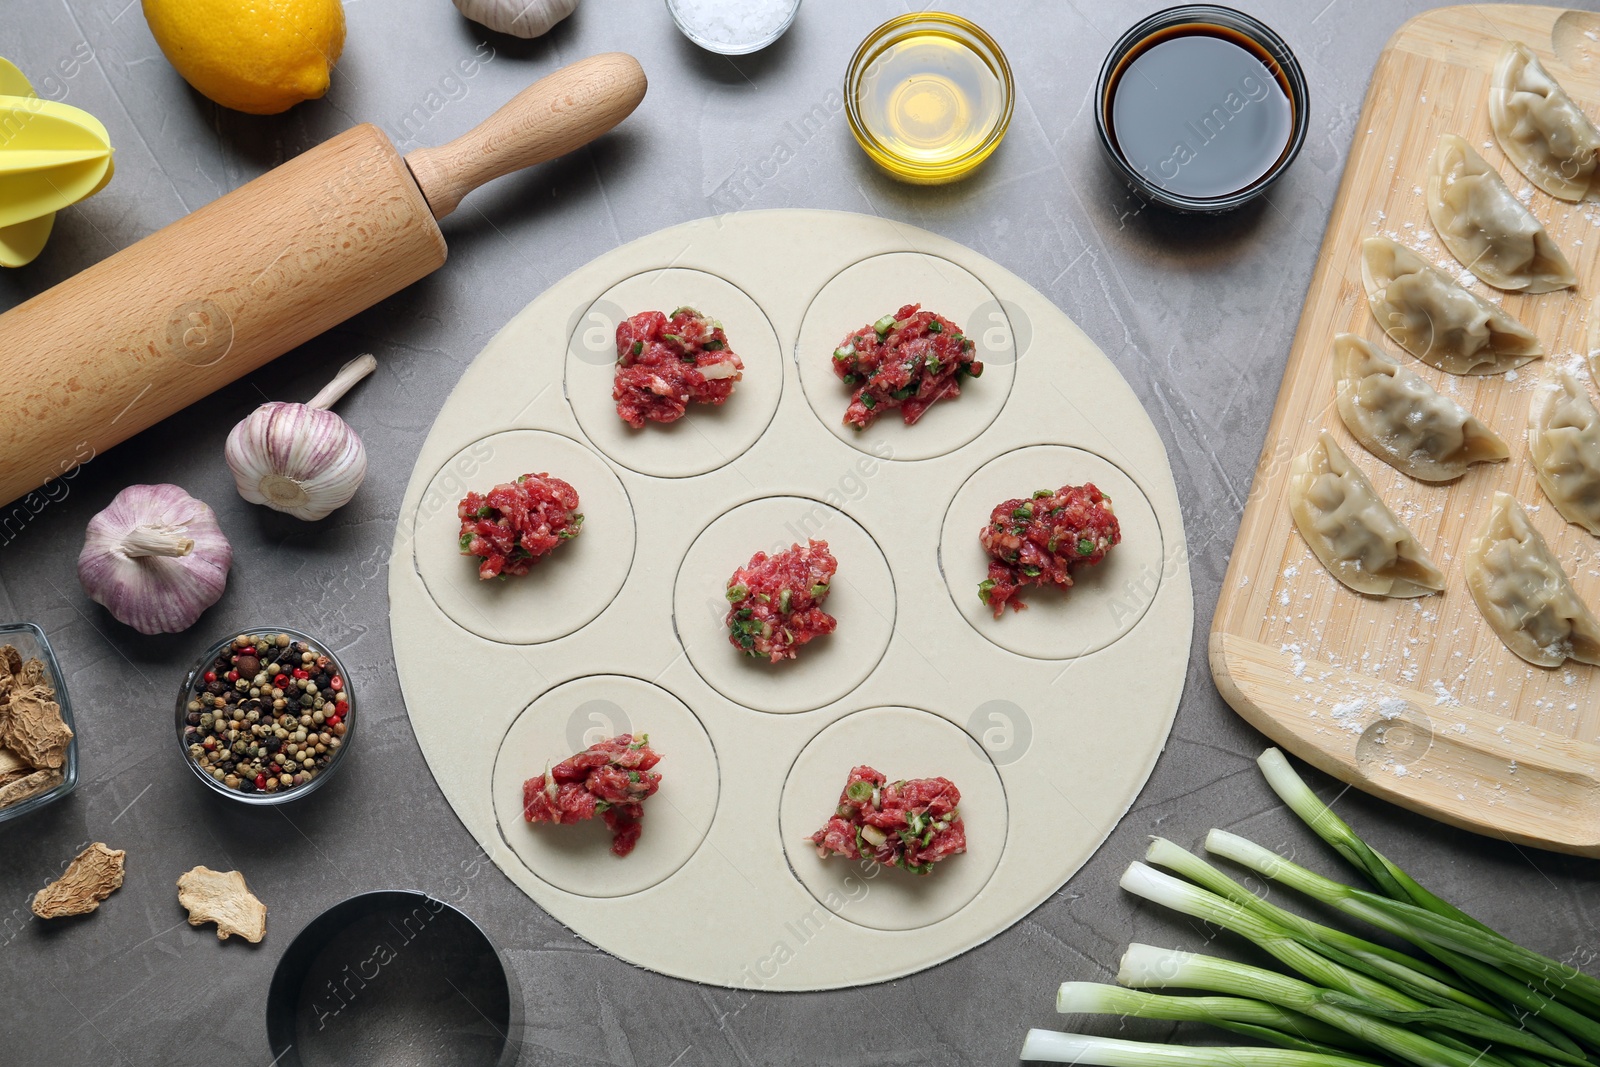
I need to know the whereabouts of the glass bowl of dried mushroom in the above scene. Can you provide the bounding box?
[0,622,79,824]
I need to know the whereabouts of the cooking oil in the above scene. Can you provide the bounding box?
[847,15,1013,184]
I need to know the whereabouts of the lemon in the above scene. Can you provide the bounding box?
[142,0,346,115]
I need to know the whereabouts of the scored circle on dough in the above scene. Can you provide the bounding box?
[795,251,1017,461]
[490,675,719,899]
[778,706,1007,932]
[672,496,896,714]
[413,429,635,645]
[566,268,784,478]
[939,445,1165,660]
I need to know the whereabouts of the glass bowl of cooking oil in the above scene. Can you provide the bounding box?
[845,13,1014,184]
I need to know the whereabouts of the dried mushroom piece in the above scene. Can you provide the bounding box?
[0,745,28,786]
[0,645,22,676]
[0,768,63,808]
[177,866,266,943]
[18,658,47,687]
[0,684,72,770]
[32,843,126,919]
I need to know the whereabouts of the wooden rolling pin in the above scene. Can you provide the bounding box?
[0,52,646,509]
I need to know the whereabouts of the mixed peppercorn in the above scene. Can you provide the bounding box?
[979,483,1121,617]
[182,633,349,796]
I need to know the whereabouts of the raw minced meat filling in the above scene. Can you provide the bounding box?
[457,472,583,580]
[521,733,662,857]
[614,307,743,428]
[808,765,966,875]
[724,540,837,662]
[830,303,982,429]
[980,482,1120,616]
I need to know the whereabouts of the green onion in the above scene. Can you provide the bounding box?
[845,780,873,803]
[662,333,684,345]
[778,588,791,613]
[861,394,876,409]
[1020,749,1600,1067]
[1117,945,1517,1067]
[725,583,747,602]
[630,340,643,357]
[833,345,854,362]
[1204,828,1600,1016]
[873,313,896,335]
[1054,984,1371,1057]
[1078,538,1095,555]
[978,578,996,603]
[841,373,857,385]
[1033,489,1053,499]
[1012,505,1033,521]
[928,320,943,334]
[458,532,472,550]
[810,582,829,598]
[1021,1031,1382,1067]
[703,338,725,351]
[1119,863,1582,1063]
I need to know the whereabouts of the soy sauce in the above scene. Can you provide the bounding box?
[1106,24,1295,199]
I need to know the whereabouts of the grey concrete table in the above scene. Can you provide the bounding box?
[2,2,1596,1064]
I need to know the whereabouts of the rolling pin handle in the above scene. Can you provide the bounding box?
[403,52,647,221]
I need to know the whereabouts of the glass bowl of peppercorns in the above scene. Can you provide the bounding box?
[176,628,355,805]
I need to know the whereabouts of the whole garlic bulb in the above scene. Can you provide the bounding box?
[225,355,376,521]
[452,0,577,38]
[78,484,233,635]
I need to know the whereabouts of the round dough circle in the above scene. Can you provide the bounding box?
[566,268,784,478]
[779,706,1007,932]
[939,446,1165,660]
[413,430,635,645]
[795,252,1017,461]
[672,496,896,714]
[490,676,719,898]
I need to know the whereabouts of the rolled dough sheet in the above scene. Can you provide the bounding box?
[391,209,1192,990]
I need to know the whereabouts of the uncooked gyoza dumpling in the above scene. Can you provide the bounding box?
[1333,333,1509,482]
[1361,236,1542,374]
[1465,492,1600,666]
[1489,41,1600,202]
[1528,368,1600,535]
[1288,430,1445,597]
[1427,133,1575,293]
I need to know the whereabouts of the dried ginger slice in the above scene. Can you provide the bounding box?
[178,866,266,943]
[0,767,62,808]
[0,684,72,769]
[32,843,126,918]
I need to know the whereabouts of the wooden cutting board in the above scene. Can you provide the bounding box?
[1211,5,1600,857]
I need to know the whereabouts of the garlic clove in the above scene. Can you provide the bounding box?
[225,355,375,522]
[78,484,233,635]
[452,0,578,38]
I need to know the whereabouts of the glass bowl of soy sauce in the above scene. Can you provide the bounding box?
[1095,5,1309,213]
